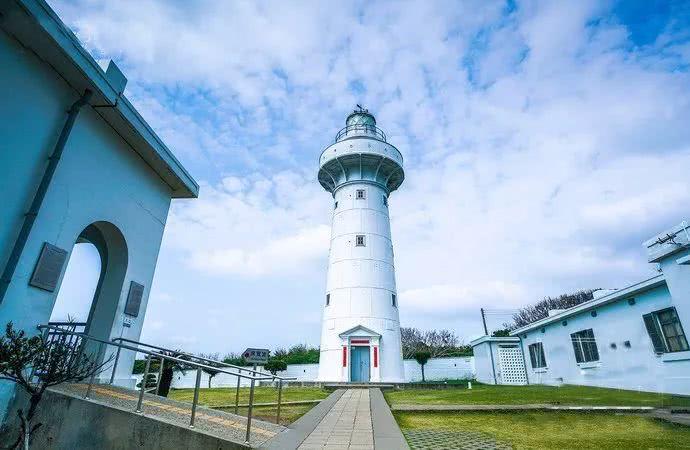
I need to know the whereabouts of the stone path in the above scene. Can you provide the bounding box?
[298,389,374,449]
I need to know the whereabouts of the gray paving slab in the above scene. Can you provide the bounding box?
[296,389,375,449]
[369,388,409,449]
[391,403,657,412]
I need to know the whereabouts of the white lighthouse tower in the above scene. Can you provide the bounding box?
[317,107,405,383]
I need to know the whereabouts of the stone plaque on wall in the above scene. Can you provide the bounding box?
[124,281,144,317]
[29,243,68,292]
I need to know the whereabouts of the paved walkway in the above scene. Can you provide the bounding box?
[298,389,374,449]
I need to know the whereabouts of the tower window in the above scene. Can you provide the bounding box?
[383,195,388,206]
[356,189,366,199]
[334,201,338,209]
[355,235,366,247]
[392,294,397,307]
[326,294,330,306]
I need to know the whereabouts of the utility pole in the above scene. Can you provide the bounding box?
[481,308,488,336]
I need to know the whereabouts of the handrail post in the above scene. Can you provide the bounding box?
[276,378,283,424]
[109,345,122,385]
[234,369,241,414]
[156,355,164,395]
[84,342,103,399]
[190,367,202,428]
[136,355,151,413]
[245,378,255,445]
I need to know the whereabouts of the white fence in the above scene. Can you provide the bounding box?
[132,356,475,388]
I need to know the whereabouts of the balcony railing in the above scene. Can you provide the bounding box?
[334,123,386,143]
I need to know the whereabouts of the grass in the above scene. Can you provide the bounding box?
[385,383,690,407]
[216,404,316,426]
[395,411,690,449]
[168,386,330,424]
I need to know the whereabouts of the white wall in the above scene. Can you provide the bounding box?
[520,282,690,395]
[141,357,476,389]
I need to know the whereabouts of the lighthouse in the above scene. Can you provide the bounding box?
[317,108,405,383]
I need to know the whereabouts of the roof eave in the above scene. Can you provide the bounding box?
[3,0,199,199]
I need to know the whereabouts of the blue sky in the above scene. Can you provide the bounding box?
[50,0,690,354]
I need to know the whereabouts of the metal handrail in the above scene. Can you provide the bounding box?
[36,324,284,443]
[112,337,292,381]
[334,123,386,143]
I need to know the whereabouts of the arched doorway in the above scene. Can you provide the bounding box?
[49,221,128,342]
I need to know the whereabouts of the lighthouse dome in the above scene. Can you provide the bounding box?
[345,110,376,127]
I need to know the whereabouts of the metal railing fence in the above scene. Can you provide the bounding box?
[36,324,293,443]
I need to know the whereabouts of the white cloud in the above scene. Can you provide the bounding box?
[48,0,690,348]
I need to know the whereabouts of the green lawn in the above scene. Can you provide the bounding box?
[385,383,690,407]
[395,411,690,450]
[168,386,330,424]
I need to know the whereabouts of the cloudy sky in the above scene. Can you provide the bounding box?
[49,0,690,354]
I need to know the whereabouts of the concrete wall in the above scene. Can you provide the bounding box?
[0,389,246,449]
[0,20,173,417]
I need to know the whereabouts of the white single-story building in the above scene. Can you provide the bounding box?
[473,221,690,395]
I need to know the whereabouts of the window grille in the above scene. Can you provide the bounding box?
[528,342,547,368]
[355,235,366,247]
[643,307,688,353]
[356,189,366,199]
[570,329,599,363]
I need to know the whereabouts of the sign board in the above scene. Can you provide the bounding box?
[242,348,270,364]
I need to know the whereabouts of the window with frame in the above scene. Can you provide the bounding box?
[326,294,330,306]
[643,307,689,353]
[570,329,599,363]
[528,342,547,368]
[355,235,366,247]
[392,294,397,307]
[355,189,366,199]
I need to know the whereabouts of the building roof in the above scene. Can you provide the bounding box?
[1,0,199,198]
[510,274,666,336]
[339,325,381,338]
[470,336,521,346]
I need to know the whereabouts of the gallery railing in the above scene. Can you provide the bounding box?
[36,324,292,444]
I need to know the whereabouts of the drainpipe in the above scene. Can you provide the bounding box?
[0,89,93,304]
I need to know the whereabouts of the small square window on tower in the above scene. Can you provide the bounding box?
[355,235,366,247]
[392,294,397,307]
[356,189,366,199]
[326,294,330,306]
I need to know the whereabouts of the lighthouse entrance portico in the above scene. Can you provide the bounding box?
[340,325,380,382]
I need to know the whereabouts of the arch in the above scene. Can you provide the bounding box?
[50,221,128,342]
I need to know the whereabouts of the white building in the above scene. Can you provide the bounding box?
[316,108,405,383]
[472,221,690,395]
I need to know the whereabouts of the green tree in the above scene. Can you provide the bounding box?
[492,329,511,337]
[198,353,222,388]
[156,350,189,397]
[264,359,287,376]
[413,349,432,382]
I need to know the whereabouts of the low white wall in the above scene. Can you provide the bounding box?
[133,356,476,388]
[404,356,475,383]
